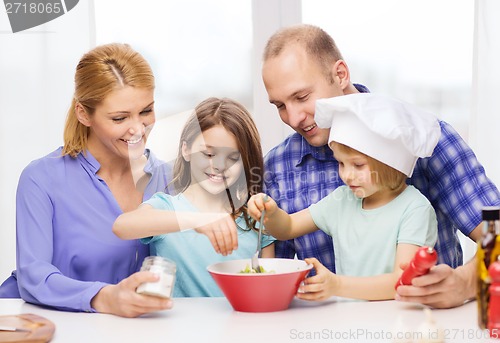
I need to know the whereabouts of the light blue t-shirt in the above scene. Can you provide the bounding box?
[309,185,437,277]
[141,192,275,297]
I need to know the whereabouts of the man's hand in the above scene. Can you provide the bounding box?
[395,262,475,308]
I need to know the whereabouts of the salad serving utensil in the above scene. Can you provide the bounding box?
[0,325,30,332]
[251,195,268,273]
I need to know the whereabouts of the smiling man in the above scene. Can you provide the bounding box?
[261,23,500,309]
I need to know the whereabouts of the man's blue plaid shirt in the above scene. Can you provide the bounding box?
[263,85,500,272]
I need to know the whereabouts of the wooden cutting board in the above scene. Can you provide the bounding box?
[0,313,55,343]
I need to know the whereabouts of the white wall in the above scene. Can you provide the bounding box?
[0,2,94,281]
[251,0,299,154]
[470,0,500,187]
[146,110,192,163]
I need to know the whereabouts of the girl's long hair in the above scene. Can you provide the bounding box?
[169,97,264,230]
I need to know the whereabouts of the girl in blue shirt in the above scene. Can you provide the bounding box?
[113,97,275,297]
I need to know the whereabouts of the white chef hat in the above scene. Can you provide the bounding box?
[315,93,441,177]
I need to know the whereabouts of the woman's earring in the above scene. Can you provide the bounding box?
[236,186,248,203]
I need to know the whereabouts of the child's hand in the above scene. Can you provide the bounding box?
[247,193,277,222]
[194,213,238,256]
[296,258,338,301]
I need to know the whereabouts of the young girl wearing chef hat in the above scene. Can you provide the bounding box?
[248,93,440,301]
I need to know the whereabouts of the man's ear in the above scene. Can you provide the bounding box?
[75,102,91,127]
[181,141,191,162]
[331,59,351,90]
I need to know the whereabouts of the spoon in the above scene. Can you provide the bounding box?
[251,195,268,273]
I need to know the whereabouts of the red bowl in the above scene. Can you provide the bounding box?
[207,258,313,312]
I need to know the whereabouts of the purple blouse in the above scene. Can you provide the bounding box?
[0,147,171,312]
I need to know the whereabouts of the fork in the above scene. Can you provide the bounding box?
[251,195,268,273]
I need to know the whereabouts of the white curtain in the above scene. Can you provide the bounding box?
[251,0,300,154]
[0,2,95,280]
[470,0,500,187]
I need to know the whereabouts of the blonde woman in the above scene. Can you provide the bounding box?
[0,43,172,317]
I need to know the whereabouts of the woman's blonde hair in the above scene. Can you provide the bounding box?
[62,43,154,157]
[331,142,407,192]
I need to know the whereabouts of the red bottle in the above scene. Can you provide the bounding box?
[488,260,500,338]
[395,246,438,289]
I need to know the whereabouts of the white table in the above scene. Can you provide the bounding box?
[0,298,496,343]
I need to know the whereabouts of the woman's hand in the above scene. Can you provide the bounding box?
[296,258,338,301]
[91,271,173,318]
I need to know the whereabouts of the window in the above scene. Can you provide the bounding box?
[95,0,253,161]
[303,0,474,140]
